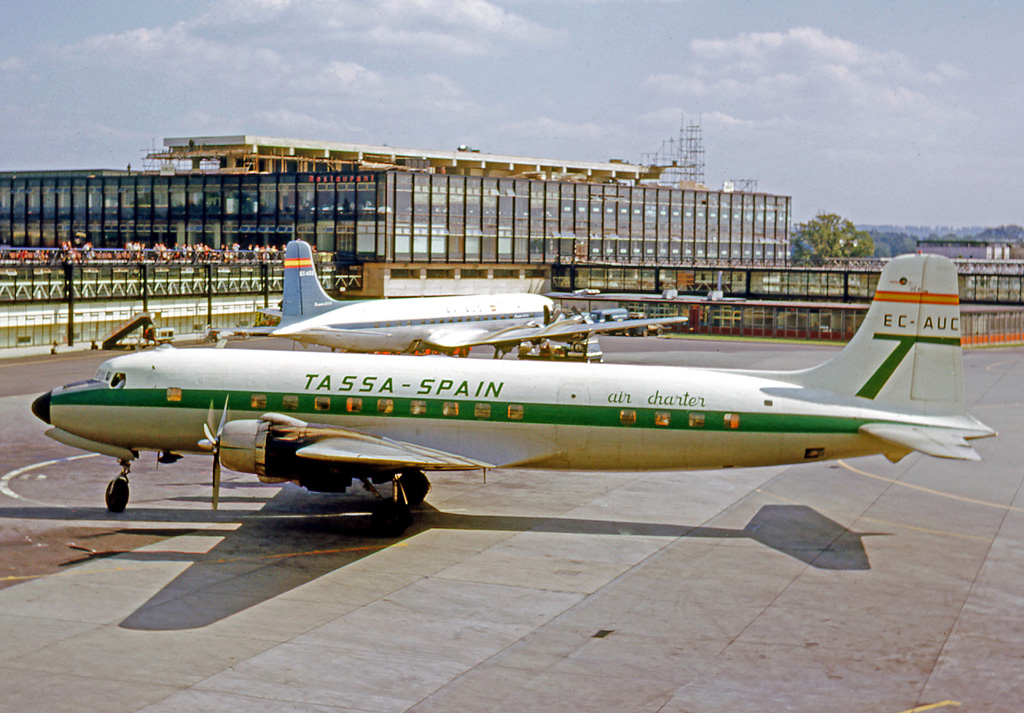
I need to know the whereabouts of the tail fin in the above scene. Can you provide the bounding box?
[786,254,965,414]
[282,240,337,318]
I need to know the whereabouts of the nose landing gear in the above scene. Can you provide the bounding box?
[104,459,132,513]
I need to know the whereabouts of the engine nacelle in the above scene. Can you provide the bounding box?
[218,414,388,492]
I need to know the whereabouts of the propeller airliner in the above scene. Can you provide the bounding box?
[32,254,995,536]
[212,239,686,357]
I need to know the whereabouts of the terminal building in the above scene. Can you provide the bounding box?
[5,135,1024,352]
[0,135,792,297]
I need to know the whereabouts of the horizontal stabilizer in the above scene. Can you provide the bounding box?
[860,423,981,461]
[297,435,493,471]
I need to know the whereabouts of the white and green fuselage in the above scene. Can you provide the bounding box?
[41,344,985,473]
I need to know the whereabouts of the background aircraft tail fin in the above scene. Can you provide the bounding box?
[785,254,966,413]
[282,240,337,318]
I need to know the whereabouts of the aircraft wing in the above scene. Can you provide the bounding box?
[295,431,493,471]
[534,315,688,342]
[206,325,277,341]
[422,315,689,350]
[422,326,537,350]
[273,325,395,338]
[859,423,983,461]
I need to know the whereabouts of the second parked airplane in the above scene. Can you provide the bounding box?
[215,240,686,356]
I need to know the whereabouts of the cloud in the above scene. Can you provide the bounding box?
[251,109,341,135]
[70,22,285,81]
[193,0,558,54]
[308,62,384,93]
[497,117,610,142]
[0,57,25,73]
[646,26,970,138]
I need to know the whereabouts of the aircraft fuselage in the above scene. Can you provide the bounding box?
[40,347,982,473]
[275,293,552,353]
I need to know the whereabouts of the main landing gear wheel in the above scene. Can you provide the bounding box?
[362,470,427,537]
[397,468,431,507]
[370,499,413,538]
[105,460,132,513]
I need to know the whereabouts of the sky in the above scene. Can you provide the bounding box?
[1,0,1022,228]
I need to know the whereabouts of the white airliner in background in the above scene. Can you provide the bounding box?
[214,239,686,357]
[33,254,995,536]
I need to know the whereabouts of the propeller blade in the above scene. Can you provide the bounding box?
[216,396,229,439]
[203,396,229,509]
[212,456,221,510]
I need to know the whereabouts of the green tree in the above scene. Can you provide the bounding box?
[791,213,874,261]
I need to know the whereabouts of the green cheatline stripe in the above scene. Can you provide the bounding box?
[55,386,873,435]
[856,333,961,400]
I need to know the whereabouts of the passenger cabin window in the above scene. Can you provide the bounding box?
[410,400,427,415]
[166,388,182,402]
[346,397,362,413]
[251,394,266,409]
[688,412,705,428]
[443,401,459,417]
[619,409,637,425]
[724,413,740,429]
[507,404,524,420]
[282,395,299,411]
[315,396,331,411]
[474,403,491,419]
[377,398,394,414]
[655,411,671,427]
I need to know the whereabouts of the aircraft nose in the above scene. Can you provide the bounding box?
[32,391,52,425]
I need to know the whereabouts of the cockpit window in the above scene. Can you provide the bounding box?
[111,373,126,388]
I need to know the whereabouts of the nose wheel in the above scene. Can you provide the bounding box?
[104,460,132,513]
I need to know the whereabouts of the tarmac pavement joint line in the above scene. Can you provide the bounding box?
[838,459,1024,514]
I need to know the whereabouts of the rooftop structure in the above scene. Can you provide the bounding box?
[148,135,660,184]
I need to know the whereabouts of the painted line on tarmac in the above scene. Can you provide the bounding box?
[0,453,100,502]
[893,700,961,713]
[839,460,1024,514]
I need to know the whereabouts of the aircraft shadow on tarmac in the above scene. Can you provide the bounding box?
[0,493,881,631]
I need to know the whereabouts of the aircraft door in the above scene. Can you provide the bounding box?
[555,383,602,468]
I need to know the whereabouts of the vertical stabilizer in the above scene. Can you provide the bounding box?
[785,254,965,413]
[282,240,337,318]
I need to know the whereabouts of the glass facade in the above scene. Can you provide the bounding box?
[0,172,380,258]
[0,171,791,264]
[377,173,789,263]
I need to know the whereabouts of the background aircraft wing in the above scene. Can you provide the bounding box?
[423,315,688,350]
[296,432,493,470]
[536,315,689,342]
[272,324,394,338]
[422,326,539,350]
[859,423,983,460]
[207,325,277,341]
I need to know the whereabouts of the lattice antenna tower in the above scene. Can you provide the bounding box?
[642,114,705,186]
[680,115,705,185]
